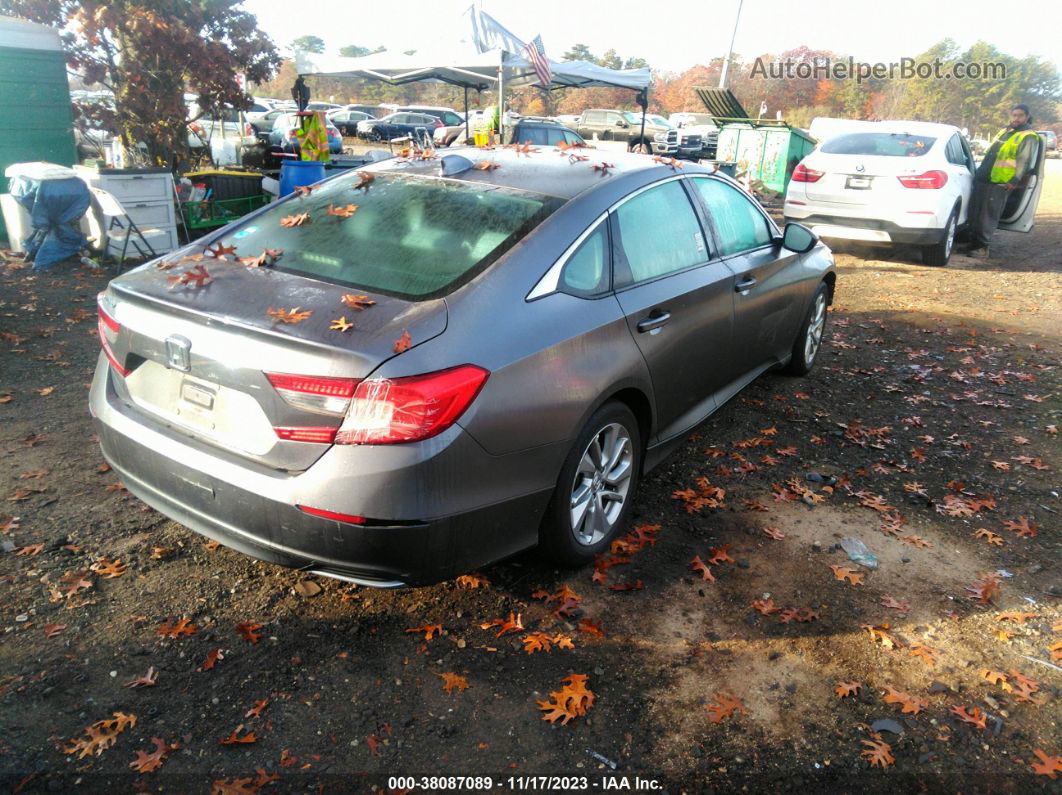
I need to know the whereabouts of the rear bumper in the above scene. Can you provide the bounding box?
[89,357,553,586]
[783,212,948,245]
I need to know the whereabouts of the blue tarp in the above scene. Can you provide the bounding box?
[8,170,90,269]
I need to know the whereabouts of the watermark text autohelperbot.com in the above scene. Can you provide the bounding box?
[751,57,1006,83]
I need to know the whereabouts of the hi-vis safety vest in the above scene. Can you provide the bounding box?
[989,128,1037,183]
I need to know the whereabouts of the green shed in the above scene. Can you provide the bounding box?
[0,15,77,242]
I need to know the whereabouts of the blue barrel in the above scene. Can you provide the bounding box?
[279,159,325,198]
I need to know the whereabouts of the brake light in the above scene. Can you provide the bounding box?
[97,295,129,377]
[792,163,824,183]
[335,365,489,445]
[897,170,948,189]
[266,372,359,416]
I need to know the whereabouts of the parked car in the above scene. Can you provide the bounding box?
[574,108,672,155]
[90,148,835,586]
[249,107,288,141]
[328,109,376,136]
[785,121,983,266]
[554,114,581,127]
[645,115,704,161]
[669,112,720,159]
[434,113,471,147]
[268,112,343,155]
[505,118,586,147]
[1037,130,1058,153]
[360,111,442,143]
[305,101,342,112]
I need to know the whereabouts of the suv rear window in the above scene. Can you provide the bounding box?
[821,132,936,157]
[218,172,560,299]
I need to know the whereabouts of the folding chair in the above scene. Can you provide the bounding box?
[90,187,157,271]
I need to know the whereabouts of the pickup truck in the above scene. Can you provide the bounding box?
[574,109,702,159]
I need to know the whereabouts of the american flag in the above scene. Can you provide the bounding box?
[523,35,552,87]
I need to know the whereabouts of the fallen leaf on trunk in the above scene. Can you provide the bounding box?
[393,329,412,353]
[280,212,311,228]
[341,293,376,310]
[267,307,312,325]
[329,316,354,332]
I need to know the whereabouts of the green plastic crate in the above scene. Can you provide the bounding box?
[182,194,268,230]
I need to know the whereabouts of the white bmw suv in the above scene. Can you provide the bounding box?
[783,121,974,266]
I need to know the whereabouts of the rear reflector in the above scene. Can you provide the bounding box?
[296,504,366,524]
[97,296,129,377]
[266,372,359,416]
[897,170,948,189]
[335,364,489,445]
[792,163,824,183]
[274,426,338,444]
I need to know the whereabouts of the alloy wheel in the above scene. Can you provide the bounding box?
[804,293,827,366]
[569,422,634,546]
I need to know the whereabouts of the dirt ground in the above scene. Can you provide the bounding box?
[1,161,1060,794]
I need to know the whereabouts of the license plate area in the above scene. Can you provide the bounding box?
[845,175,873,190]
[177,378,218,429]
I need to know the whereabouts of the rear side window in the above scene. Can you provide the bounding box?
[612,181,707,285]
[218,173,559,300]
[691,178,773,255]
[516,127,549,146]
[821,132,935,157]
[561,222,609,295]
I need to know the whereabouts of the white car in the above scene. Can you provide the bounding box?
[784,121,975,266]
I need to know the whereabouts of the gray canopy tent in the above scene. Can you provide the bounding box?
[294,48,652,144]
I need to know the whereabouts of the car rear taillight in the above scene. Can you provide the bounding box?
[265,373,359,416]
[335,365,489,445]
[97,295,129,377]
[792,163,824,183]
[897,170,948,189]
[274,427,339,444]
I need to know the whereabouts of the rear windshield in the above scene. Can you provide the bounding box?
[218,171,559,299]
[821,132,936,157]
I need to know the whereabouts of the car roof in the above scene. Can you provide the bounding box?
[364,145,720,201]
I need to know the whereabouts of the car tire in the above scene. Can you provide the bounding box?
[629,140,652,155]
[540,401,642,567]
[922,207,958,267]
[781,282,829,376]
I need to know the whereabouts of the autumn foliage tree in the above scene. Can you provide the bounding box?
[8,0,281,165]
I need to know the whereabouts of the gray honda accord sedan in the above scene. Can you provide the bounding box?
[90,147,834,586]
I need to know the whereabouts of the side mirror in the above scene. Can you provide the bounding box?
[616,119,628,128]
[780,222,818,254]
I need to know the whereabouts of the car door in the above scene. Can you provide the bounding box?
[944,134,974,224]
[998,133,1046,232]
[610,178,736,442]
[688,176,804,385]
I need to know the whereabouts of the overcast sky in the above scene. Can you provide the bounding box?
[244,0,1061,74]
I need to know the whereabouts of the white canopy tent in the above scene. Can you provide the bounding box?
[294,48,651,141]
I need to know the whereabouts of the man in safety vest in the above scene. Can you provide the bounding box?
[965,104,1039,256]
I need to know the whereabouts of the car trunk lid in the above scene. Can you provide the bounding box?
[100,263,446,472]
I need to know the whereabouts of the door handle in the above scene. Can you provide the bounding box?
[735,275,758,292]
[637,311,671,333]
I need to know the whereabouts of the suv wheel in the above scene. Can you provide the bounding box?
[541,402,641,566]
[922,207,957,266]
[629,140,652,155]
